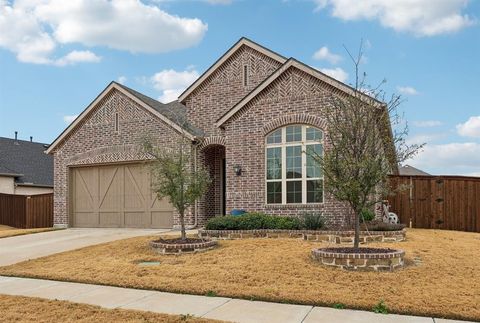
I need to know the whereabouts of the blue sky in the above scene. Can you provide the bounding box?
[0,0,479,175]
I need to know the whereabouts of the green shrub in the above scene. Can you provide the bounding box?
[205,213,302,230]
[360,208,376,223]
[300,212,325,230]
[372,300,388,314]
[333,303,345,309]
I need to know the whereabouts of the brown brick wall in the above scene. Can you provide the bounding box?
[222,67,355,229]
[184,45,282,137]
[51,89,191,227]
[51,41,377,229]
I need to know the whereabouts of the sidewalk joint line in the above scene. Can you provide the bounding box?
[200,298,233,317]
[116,292,157,309]
[300,305,315,323]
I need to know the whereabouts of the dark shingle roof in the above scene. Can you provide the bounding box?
[0,137,53,187]
[399,165,431,176]
[114,82,203,137]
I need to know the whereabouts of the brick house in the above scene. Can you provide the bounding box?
[47,38,397,229]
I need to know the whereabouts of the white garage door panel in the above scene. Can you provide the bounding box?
[71,164,173,228]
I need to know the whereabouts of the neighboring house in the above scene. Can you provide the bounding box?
[399,165,431,176]
[47,37,396,229]
[0,135,53,195]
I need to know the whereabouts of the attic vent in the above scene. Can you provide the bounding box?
[114,112,119,132]
[243,65,249,87]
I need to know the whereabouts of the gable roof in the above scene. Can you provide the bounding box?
[0,137,53,187]
[399,165,431,176]
[178,37,287,102]
[115,83,203,137]
[46,82,201,154]
[215,58,384,127]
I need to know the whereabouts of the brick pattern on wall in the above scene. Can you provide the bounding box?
[222,66,355,229]
[52,42,375,229]
[52,89,191,227]
[184,45,283,137]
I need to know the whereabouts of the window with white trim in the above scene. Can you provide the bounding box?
[265,125,323,204]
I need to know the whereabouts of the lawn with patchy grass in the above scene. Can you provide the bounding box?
[0,225,57,239]
[0,295,221,323]
[1,229,478,321]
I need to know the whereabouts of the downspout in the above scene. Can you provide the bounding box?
[193,142,199,228]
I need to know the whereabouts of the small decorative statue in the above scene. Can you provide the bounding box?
[382,201,399,224]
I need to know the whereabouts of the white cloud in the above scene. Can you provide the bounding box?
[0,0,207,65]
[314,0,475,37]
[456,116,480,138]
[312,46,342,64]
[54,50,101,66]
[397,86,419,95]
[63,114,78,124]
[117,76,127,85]
[319,67,349,83]
[413,120,443,127]
[408,142,480,175]
[151,69,199,103]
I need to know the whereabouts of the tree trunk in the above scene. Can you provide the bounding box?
[179,209,186,241]
[354,210,360,249]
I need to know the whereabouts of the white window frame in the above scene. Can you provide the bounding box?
[265,124,324,205]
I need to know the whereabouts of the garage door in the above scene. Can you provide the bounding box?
[71,163,173,228]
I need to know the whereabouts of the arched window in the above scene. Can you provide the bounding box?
[265,125,323,204]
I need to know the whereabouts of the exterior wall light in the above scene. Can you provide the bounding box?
[233,164,242,176]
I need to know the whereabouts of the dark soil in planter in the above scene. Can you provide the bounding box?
[152,238,207,244]
[321,247,396,254]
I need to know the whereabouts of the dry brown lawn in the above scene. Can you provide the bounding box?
[0,225,57,239]
[0,294,221,322]
[1,229,479,321]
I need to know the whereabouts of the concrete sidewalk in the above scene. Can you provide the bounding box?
[0,276,471,323]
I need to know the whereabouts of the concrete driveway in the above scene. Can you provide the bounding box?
[0,228,170,266]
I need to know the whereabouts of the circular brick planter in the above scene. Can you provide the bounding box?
[199,229,406,244]
[312,247,405,271]
[150,239,217,254]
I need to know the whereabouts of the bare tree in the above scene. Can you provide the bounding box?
[143,112,210,241]
[310,41,422,248]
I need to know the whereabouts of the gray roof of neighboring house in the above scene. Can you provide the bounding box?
[0,137,53,187]
[114,82,204,137]
[399,165,431,176]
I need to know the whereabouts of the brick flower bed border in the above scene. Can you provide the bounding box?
[198,229,406,244]
[312,248,405,271]
[149,239,217,254]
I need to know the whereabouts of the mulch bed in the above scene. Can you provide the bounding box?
[321,247,396,254]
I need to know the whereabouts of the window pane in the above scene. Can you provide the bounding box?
[286,145,302,178]
[306,144,323,178]
[307,180,323,203]
[286,125,302,142]
[306,127,322,141]
[266,129,282,144]
[286,181,302,203]
[266,147,282,180]
[267,182,282,204]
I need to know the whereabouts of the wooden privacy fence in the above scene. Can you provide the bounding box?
[0,193,53,229]
[388,175,480,232]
